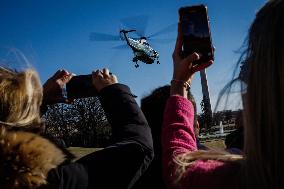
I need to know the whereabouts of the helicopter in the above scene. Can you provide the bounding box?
[90,16,175,68]
[119,29,159,68]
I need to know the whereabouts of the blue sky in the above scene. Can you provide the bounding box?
[0,0,266,112]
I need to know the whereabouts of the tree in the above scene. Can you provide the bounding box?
[199,95,213,133]
[42,97,111,148]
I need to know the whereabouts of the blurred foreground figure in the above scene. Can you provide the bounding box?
[162,1,284,188]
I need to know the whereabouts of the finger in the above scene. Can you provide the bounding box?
[173,23,183,58]
[93,70,100,78]
[191,60,213,73]
[102,68,110,76]
[92,70,98,83]
[62,73,74,84]
[184,52,200,65]
[111,74,118,82]
[51,70,62,79]
[93,70,103,79]
[54,69,69,79]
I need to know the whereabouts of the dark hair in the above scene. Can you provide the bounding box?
[141,85,198,152]
[141,85,198,134]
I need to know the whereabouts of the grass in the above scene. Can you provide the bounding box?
[68,139,226,160]
[67,147,102,160]
[201,139,226,150]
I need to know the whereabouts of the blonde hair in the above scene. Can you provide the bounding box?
[173,150,243,183]
[0,67,43,129]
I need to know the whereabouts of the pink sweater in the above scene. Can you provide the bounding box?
[162,96,240,189]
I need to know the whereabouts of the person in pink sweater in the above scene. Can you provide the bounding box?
[162,1,284,188]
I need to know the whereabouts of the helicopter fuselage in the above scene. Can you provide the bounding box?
[120,30,159,65]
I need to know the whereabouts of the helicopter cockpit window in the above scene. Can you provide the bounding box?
[139,38,149,46]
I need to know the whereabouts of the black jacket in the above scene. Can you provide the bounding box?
[46,84,154,189]
[0,84,153,189]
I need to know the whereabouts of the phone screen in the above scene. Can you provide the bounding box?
[179,5,214,64]
[66,74,97,99]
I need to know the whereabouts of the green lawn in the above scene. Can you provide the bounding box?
[201,139,226,150]
[68,147,102,160]
[68,139,226,160]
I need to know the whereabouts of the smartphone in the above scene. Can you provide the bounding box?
[66,74,97,99]
[179,5,214,65]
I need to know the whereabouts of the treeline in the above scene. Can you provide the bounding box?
[43,95,242,147]
[42,97,111,148]
[198,109,242,133]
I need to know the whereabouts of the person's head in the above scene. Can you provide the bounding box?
[0,67,43,131]
[239,0,284,187]
[141,85,198,154]
[0,67,67,189]
[141,85,171,151]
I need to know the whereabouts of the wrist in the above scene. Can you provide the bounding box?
[170,80,189,98]
[171,79,191,89]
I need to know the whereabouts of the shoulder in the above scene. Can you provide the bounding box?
[46,162,88,189]
[180,160,240,189]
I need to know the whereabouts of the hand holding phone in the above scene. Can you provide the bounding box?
[92,69,118,92]
[171,12,213,97]
[179,5,214,65]
[43,70,73,104]
[65,68,118,99]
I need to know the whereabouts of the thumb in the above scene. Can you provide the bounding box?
[184,52,200,64]
[183,52,200,71]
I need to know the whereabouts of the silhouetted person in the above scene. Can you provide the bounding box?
[133,85,203,189]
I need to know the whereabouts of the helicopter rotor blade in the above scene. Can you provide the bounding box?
[147,23,177,39]
[89,32,121,41]
[111,44,129,50]
[149,38,175,44]
[120,15,149,37]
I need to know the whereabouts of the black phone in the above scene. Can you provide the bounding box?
[66,74,97,99]
[179,5,214,65]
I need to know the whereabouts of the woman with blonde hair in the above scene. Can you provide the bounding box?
[0,66,153,189]
[162,0,284,188]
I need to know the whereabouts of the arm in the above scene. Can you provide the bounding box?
[161,23,213,188]
[47,69,153,189]
[76,83,153,189]
[99,83,153,150]
[162,99,240,189]
[162,95,197,186]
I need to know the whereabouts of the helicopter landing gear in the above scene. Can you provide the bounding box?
[157,60,160,64]
[133,57,139,68]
